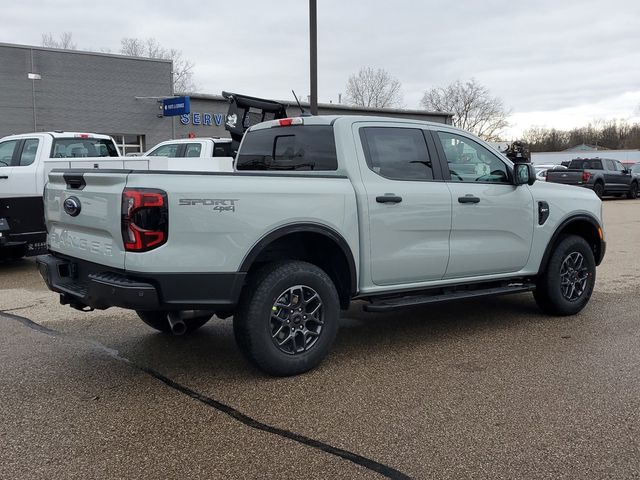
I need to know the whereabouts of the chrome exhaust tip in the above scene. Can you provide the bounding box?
[167,312,187,336]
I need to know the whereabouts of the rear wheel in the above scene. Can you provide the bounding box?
[627,182,638,199]
[534,235,596,316]
[136,311,211,334]
[593,181,604,199]
[233,261,340,376]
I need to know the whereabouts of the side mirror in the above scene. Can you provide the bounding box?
[514,163,536,186]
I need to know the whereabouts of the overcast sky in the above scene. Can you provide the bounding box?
[2,0,639,137]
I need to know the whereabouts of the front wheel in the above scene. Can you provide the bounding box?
[233,261,340,376]
[627,182,638,199]
[534,235,596,316]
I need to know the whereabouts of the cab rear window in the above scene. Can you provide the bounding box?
[568,159,603,170]
[51,138,118,158]
[236,126,337,171]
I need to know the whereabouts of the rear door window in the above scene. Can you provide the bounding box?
[360,127,435,181]
[18,139,39,166]
[184,143,202,157]
[236,126,337,171]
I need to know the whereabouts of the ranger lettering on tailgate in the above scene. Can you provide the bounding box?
[50,230,113,257]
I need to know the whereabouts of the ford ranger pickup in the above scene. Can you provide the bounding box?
[37,116,606,376]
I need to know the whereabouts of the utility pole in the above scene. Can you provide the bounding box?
[309,0,318,115]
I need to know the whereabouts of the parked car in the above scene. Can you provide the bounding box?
[546,157,638,199]
[535,164,566,182]
[37,116,606,376]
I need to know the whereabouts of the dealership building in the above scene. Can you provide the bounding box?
[0,42,452,154]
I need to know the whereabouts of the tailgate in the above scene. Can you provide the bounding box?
[546,170,583,185]
[45,170,128,269]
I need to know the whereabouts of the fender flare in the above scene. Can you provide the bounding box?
[538,213,605,273]
[239,222,358,295]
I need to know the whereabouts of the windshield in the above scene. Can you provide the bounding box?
[51,138,119,158]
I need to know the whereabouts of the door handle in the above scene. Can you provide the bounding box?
[458,195,480,204]
[376,194,403,204]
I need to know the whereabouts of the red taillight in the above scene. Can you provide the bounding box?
[582,171,591,182]
[121,188,168,252]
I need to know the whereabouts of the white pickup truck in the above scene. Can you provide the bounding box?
[0,132,120,259]
[37,116,606,376]
[143,137,234,159]
[0,132,233,260]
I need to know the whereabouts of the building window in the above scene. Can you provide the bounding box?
[109,134,145,155]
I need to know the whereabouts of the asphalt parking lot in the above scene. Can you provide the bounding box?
[1,199,639,479]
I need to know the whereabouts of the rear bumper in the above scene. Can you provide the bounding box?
[36,253,245,312]
[0,228,47,255]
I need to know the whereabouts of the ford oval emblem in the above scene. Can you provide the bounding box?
[63,196,81,217]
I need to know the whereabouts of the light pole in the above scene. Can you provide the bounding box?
[309,0,318,115]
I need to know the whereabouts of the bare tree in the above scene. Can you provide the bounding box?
[421,78,509,140]
[119,37,196,93]
[345,67,403,108]
[41,31,77,50]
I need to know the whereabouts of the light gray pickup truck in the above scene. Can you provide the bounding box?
[37,116,606,376]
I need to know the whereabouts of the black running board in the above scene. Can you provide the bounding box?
[363,282,536,313]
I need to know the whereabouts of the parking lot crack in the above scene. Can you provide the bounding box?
[1,311,412,480]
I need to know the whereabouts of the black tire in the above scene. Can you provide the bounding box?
[593,181,604,199]
[534,235,596,316]
[233,261,340,376]
[627,182,638,199]
[136,311,211,334]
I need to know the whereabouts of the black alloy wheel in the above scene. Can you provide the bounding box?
[559,252,590,301]
[533,235,596,316]
[270,285,324,355]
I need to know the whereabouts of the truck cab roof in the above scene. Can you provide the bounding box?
[2,131,114,140]
[247,115,453,132]
[152,137,232,144]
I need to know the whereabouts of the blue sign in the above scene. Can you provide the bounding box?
[180,112,226,127]
[162,96,190,117]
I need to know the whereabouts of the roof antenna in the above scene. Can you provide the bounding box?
[292,90,312,117]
